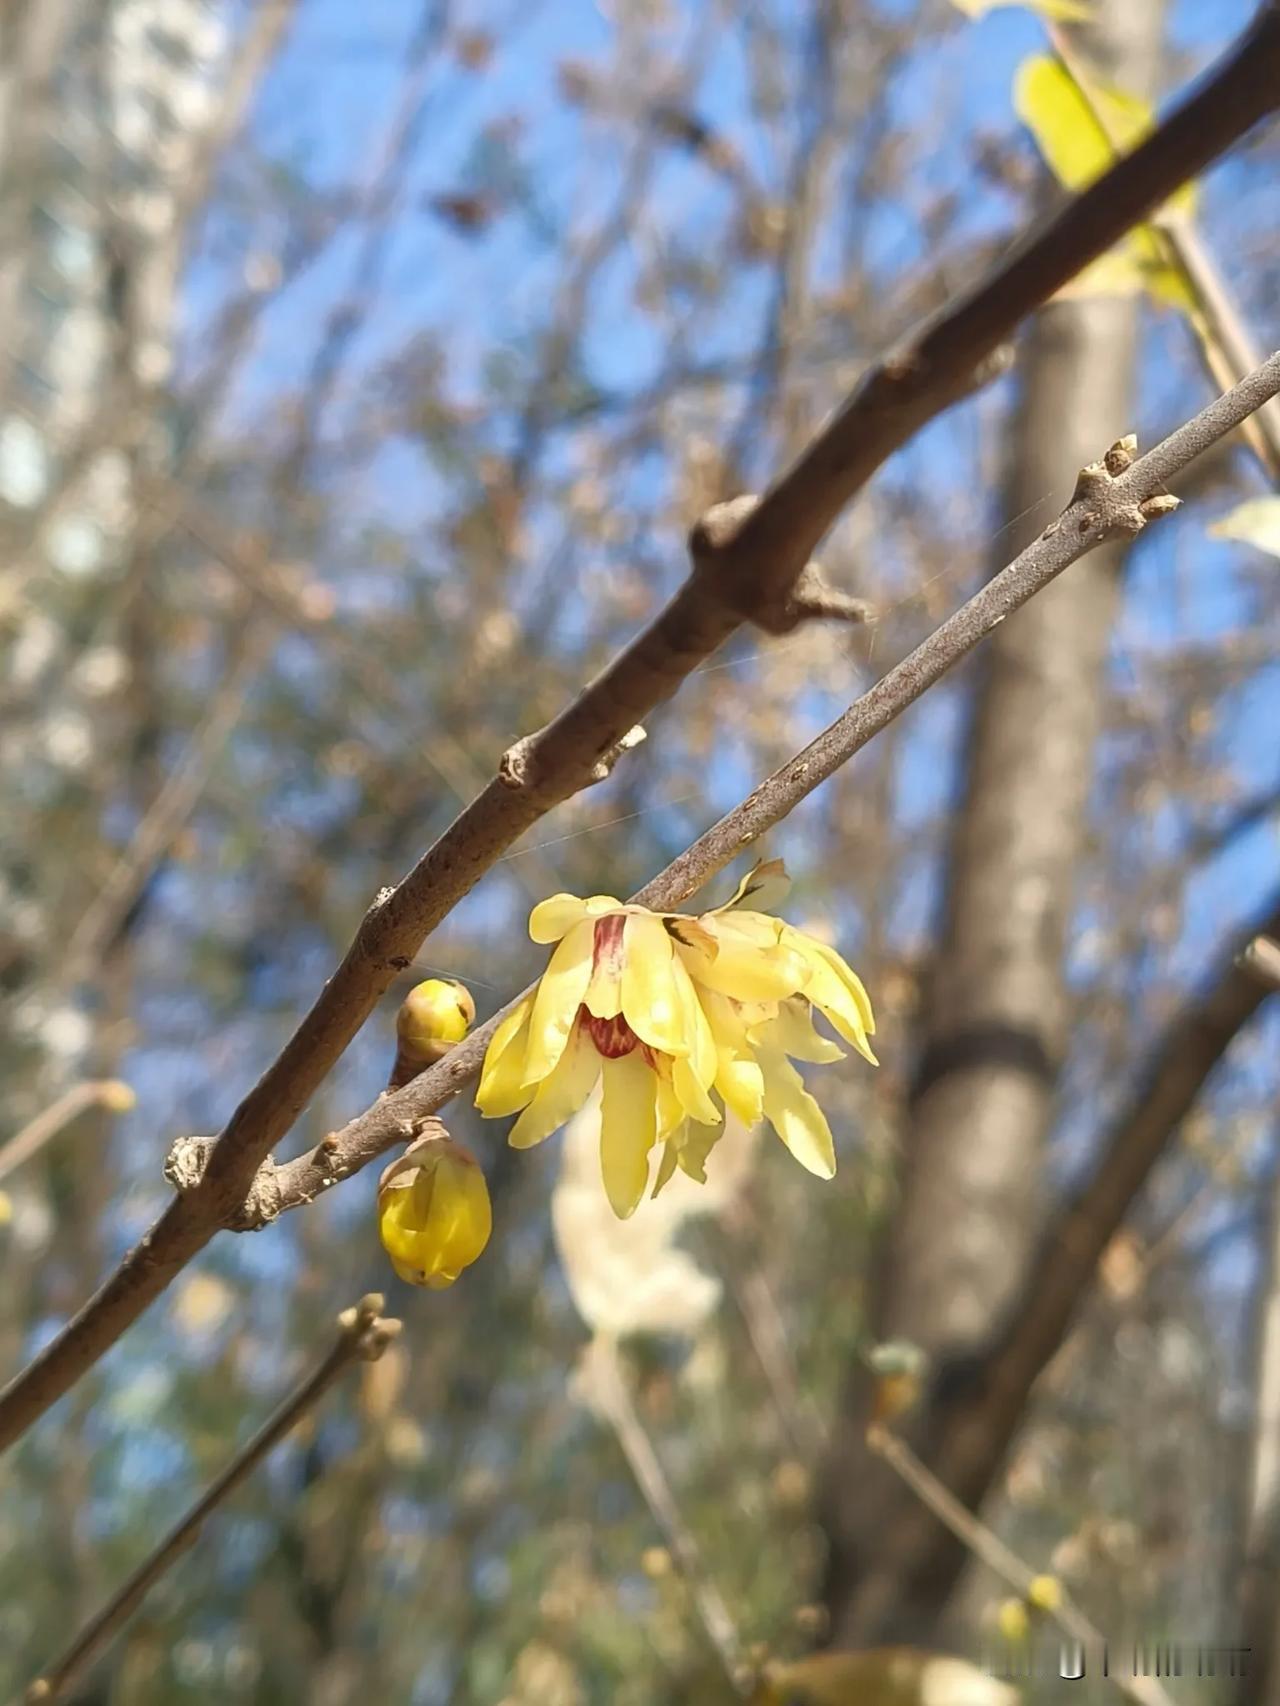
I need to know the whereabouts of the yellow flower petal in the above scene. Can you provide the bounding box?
[529,892,622,944]
[700,990,766,1125]
[784,928,878,1063]
[755,998,845,1063]
[758,1046,837,1179]
[676,1119,723,1184]
[810,939,876,1035]
[475,995,536,1116]
[600,1049,657,1218]
[621,912,689,1055]
[523,919,594,1083]
[715,1052,764,1127]
[655,1071,686,1142]
[509,1022,601,1149]
[711,856,790,914]
[584,910,625,1019]
[668,956,720,1123]
[679,917,808,1001]
[651,1137,681,1197]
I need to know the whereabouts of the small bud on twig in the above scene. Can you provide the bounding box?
[389,979,475,1089]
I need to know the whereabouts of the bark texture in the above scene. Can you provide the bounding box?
[822,0,1167,1646]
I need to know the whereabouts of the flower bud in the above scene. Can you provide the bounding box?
[390,979,475,1089]
[1027,1573,1063,1613]
[996,1597,1030,1644]
[377,1135,491,1288]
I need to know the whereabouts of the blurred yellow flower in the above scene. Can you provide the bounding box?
[377,1135,492,1287]
[476,861,876,1218]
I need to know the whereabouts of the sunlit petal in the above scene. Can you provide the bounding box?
[655,1070,686,1143]
[784,928,878,1062]
[600,1049,657,1218]
[679,918,808,1001]
[758,1046,837,1178]
[755,998,846,1064]
[809,937,876,1035]
[529,892,622,944]
[699,989,765,1125]
[710,857,791,914]
[509,1024,601,1148]
[523,919,594,1083]
[619,912,690,1054]
[584,911,625,1018]
[475,995,536,1116]
[716,1052,764,1127]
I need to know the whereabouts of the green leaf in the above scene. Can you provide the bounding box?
[1209,497,1280,560]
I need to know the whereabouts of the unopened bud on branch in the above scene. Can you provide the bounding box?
[389,978,475,1089]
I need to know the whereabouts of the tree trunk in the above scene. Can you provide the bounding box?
[822,0,1167,1645]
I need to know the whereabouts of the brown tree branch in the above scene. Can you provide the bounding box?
[23,1296,400,1706]
[0,7,1277,1451]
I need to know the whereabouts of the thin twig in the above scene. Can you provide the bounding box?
[2,18,1279,1450]
[0,1082,133,1189]
[867,1427,1176,1706]
[23,1295,400,1706]
[583,1336,749,1693]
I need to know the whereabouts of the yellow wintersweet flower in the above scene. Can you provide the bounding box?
[476,860,876,1218]
[377,1135,492,1288]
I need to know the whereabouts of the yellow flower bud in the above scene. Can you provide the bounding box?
[390,979,475,1088]
[996,1597,1030,1644]
[1027,1573,1063,1613]
[377,1135,491,1288]
[98,1079,137,1113]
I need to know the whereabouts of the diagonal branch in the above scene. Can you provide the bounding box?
[1,5,1278,1452]
[24,1296,400,1706]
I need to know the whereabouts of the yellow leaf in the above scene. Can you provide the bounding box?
[1014,55,1197,308]
[951,0,1092,17]
[1209,497,1280,560]
[1015,55,1145,189]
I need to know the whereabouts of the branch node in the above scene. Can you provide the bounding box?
[163,1135,215,1196]
[589,723,647,783]
[498,735,534,790]
[1104,433,1139,475]
[234,1160,283,1229]
[337,1293,401,1360]
[1069,459,1112,504]
[779,563,876,632]
[688,492,760,560]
